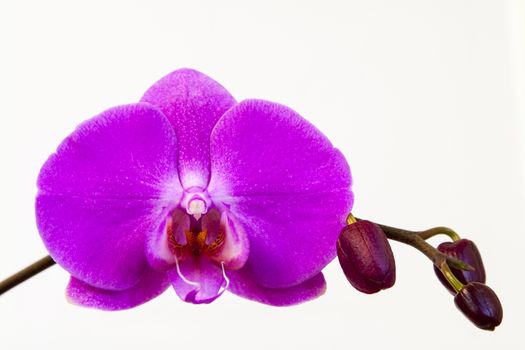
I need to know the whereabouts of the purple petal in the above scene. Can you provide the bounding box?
[208,99,353,288]
[66,268,170,311]
[228,269,326,306]
[141,68,236,188]
[37,104,182,290]
[169,257,227,304]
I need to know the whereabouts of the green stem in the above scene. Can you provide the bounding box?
[418,226,461,241]
[437,260,464,293]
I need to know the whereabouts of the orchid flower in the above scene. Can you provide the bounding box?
[35,68,354,310]
[0,69,502,330]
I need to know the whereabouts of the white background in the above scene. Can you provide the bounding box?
[1,1,524,349]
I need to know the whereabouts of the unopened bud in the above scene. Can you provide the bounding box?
[434,239,486,294]
[454,282,503,331]
[336,220,395,294]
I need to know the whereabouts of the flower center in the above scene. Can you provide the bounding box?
[167,208,224,259]
[157,191,247,275]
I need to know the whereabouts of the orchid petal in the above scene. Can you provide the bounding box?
[66,268,170,311]
[208,99,353,288]
[141,68,236,188]
[36,104,182,290]
[228,270,326,306]
[169,258,227,304]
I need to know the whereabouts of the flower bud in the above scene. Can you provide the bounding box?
[336,220,395,294]
[434,239,486,294]
[454,282,503,330]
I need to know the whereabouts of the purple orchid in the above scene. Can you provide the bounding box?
[35,69,353,310]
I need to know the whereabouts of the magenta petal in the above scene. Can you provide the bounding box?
[66,268,170,311]
[169,258,226,304]
[228,269,326,306]
[208,100,353,288]
[141,68,236,188]
[37,104,182,290]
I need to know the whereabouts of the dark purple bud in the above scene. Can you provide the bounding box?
[336,220,396,294]
[434,239,486,294]
[454,282,503,331]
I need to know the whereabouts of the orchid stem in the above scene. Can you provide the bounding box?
[0,255,55,296]
[418,226,461,241]
[354,217,473,272]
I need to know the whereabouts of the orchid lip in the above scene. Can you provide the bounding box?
[164,207,248,304]
[174,259,231,304]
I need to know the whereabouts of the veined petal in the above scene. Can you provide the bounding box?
[37,104,182,290]
[228,270,327,306]
[66,268,170,311]
[141,68,236,188]
[169,258,227,304]
[208,99,353,288]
